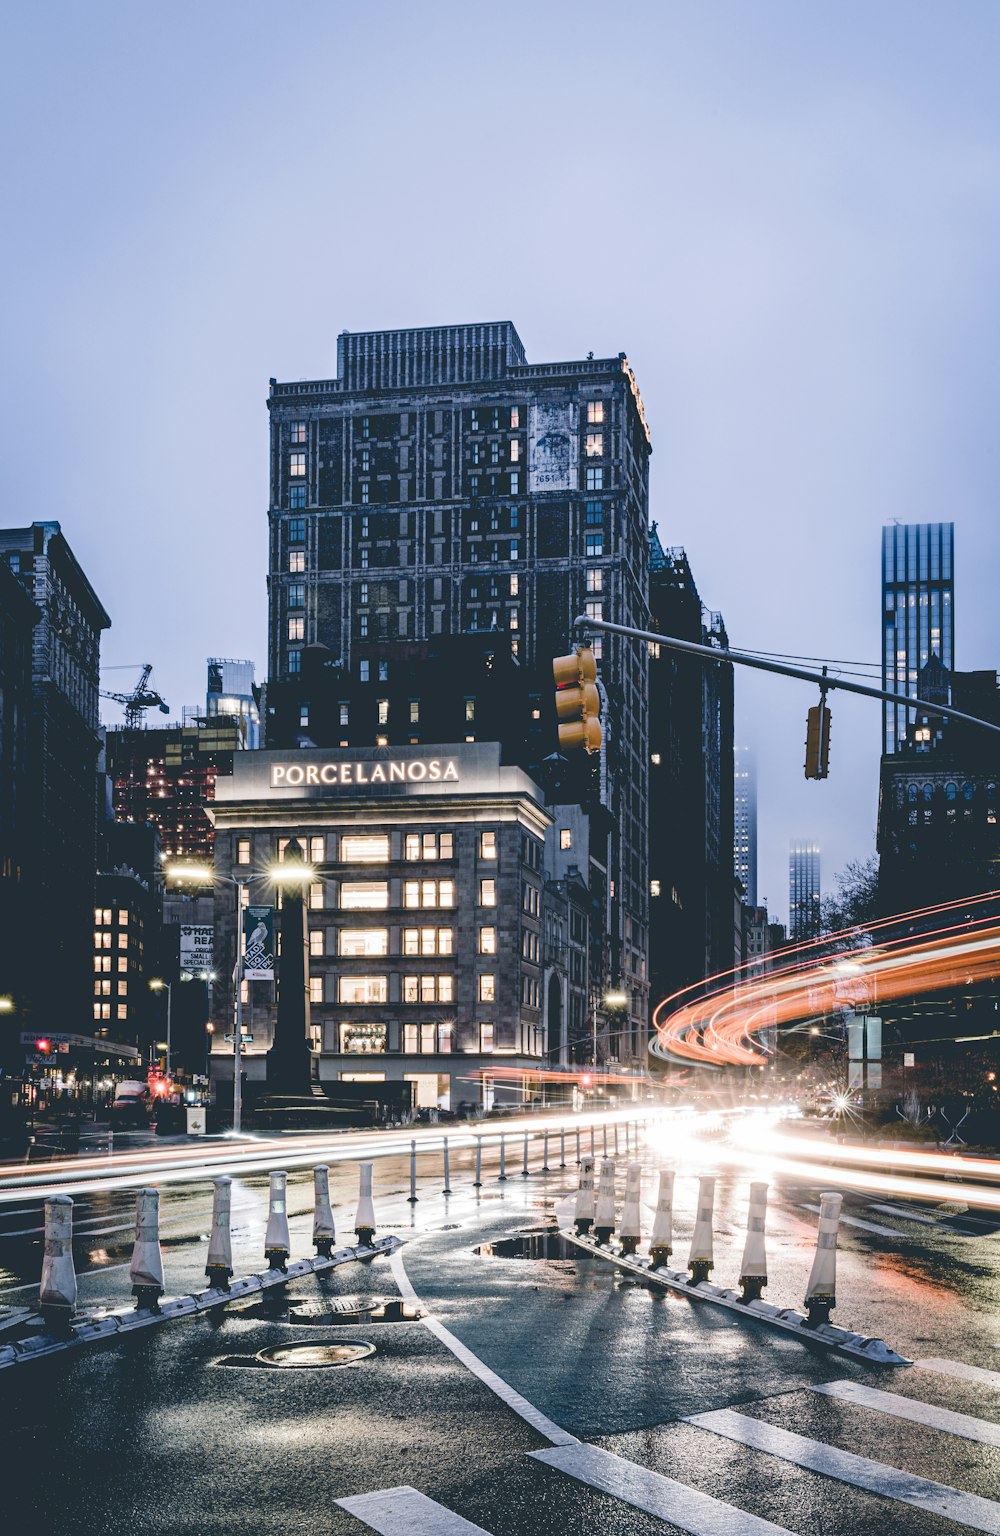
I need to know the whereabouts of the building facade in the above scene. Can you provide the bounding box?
[882,522,954,755]
[264,321,652,1065]
[208,743,554,1109]
[734,744,757,907]
[0,560,38,1048]
[789,840,821,942]
[0,523,111,1033]
[93,820,160,1056]
[647,534,736,1012]
[105,717,242,867]
[207,658,260,748]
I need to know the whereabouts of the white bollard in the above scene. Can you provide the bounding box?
[739,1181,769,1303]
[498,1132,507,1181]
[574,1155,595,1234]
[649,1169,675,1267]
[355,1161,376,1247]
[593,1159,617,1245]
[804,1191,842,1327]
[521,1130,530,1177]
[575,1128,581,1164]
[542,1130,550,1171]
[473,1135,483,1188]
[408,1138,418,1203]
[264,1169,291,1270]
[312,1165,336,1258]
[130,1187,165,1309]
[602,1124,608,1156]
[688,1175,716,1285]
[206,1175,233,1288]
[619,1163,643,1256]
[40,1195,77,1323]
[613,1123,620,1156]
[624,1121,631,1155]
[443,1136,452,1196]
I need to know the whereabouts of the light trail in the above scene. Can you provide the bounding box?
[652,893,1000,1067]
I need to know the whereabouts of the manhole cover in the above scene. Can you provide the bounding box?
[256,1342,376,1369]
[475,1229,579,1260]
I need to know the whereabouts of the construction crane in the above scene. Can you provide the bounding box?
[100,663,170,730]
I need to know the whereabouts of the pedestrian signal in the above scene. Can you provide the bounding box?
[804,703,832,780]
[553,646,602,753]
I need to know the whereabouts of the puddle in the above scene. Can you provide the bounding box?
[216,1341,376,1369]
[475,1228,580,1261]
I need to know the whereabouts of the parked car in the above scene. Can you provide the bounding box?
[109,1080,150,1129]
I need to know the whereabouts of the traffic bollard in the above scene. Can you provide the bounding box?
[575,1128,581,1164]
[688,1176,716,1285]
[649,1169,674,1268]
[574,1155,595,1234]
[265,1170,291,1271]
[619,1164,643,1255]
[542,1130,550,1171]
[355,1162,376,1247]
[521,1130,530,1177]
[613,1123,620,1156]
[804,1191,842,1328]
[206,1175,233,1288]
[313,1165,336,1258]
[130,1187,164,1310]
[602,1125,608,1156]
[590,1126,595,1156]
[624,1121,631,1155]
[408,1139,418,1203]
[593,1159,617,1245]
[443,1136,452,1196]
[739,1182,769,1303]
[473,1135,483,1188]
[40,1195,77,1325]
[498,1132,507,1181]
[560,1129,567,1168]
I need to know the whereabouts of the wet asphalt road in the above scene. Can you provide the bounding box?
[2,1132,1000,1536]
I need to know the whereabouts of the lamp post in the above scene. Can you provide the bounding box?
[148,979,172,1077]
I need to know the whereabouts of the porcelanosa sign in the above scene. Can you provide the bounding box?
[270,758,460,789]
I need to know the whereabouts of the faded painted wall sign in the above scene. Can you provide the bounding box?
[528,400,578,493]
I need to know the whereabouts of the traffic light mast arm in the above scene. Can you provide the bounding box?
[574,614,1000,738]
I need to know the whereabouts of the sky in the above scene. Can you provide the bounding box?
[2,0,1000,925]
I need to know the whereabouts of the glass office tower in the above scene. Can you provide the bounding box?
[882,523,954,754]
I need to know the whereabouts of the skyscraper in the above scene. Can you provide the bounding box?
[265,322,652,1061]
[789,840,821,941]
[882,523,954,754]
[734,744,757,905]
[206,658,260,748]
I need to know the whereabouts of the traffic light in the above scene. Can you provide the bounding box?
[553,645,602,753]
[804,702,832,780]
[35,1038,51,1055]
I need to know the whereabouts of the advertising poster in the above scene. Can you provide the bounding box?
[179,925,213,973]
[243,906,275,980]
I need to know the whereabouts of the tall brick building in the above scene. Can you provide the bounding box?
[265,322,652,1062]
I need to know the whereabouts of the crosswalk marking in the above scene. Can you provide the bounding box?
[916,1357,1000,1391]
[687,1408,1000,1534]
[811,1379,1000,1446]
[531,1443,794,1535]
[867,1202,939,1226]
[336,1485,492,1535]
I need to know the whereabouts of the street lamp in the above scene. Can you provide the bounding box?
[148,978,171,1076]
[0,997,14,1012]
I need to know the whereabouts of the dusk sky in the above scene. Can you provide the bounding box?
[2,1,999,925]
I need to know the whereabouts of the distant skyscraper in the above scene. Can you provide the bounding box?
[789,840,821,941]
[207,658,260,747]
[882,523,954,755]
[734,745,757,905]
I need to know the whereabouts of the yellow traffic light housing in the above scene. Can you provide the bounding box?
[553,645,602,753]
[804,702,832,779]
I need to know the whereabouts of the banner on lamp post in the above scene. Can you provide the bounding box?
[243,907,275,980]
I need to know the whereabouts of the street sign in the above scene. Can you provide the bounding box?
[224,1034,254,1044]
[903,1051,915,1067]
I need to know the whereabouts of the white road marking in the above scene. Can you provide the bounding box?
[799,1202,900,1237]
[916,1358,1000,1391]
[867,1203,939,1226]
[688,1408,1000,1534]
[531,1443,793,1535]
[336,1485,492,1534]
[811,1379,1000,1446]
[388,1247,578,1447]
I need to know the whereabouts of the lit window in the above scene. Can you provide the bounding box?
[586,568,603,593]
[310,835,324,864]
[339,928,389,957]
[340,703,349,725]
[308,883,324,910]
[585,467,604,491]
[409,700,419,723]
[289,551,305,573]
[117,1004,127,1020]
[309,930,324,957]
[236,838,251,866]
[510,439,520,462]
[509,574,519,596]
[338,976,387,1004]
[587,401,604,424]
[585,533,604,558]
[480,878,496,907]
[479,926,497,955]
[650,879,661,897]
[480,831,497,860]
[480,1023,495,1052]
[288,617,304,641]
[585,601,603,624]
[118,956,128,972]
[289,452,306,477]
[651,752,661,765]
[479,974,496,1002]
[309,977,323,1004]
[585,432,603,457]
[340,882,389,910]
[560,829,572,850]
[465,698,475,722]
[341,835,389,863]
[290,421,307,444]
[377,699,389,725]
